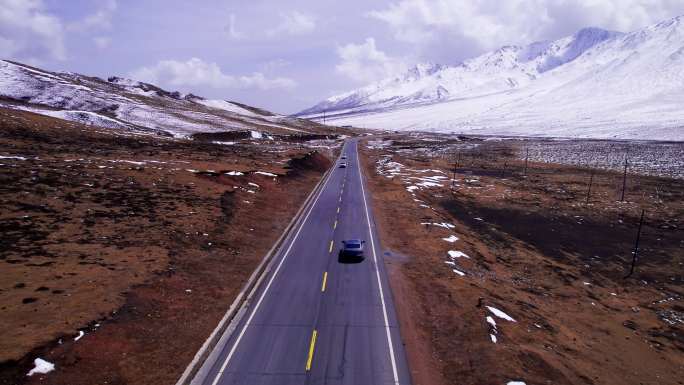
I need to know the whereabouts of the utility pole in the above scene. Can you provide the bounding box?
[625,209,645,278]
[586,169,595,204]
[451,157,458,191]
[620,154,628,202]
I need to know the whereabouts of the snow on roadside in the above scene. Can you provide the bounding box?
[27,358,55,376]
[367,140,393,149]
[74,330,85,341]
[416,181,443,188]
[421,222,455,229]
[375,153,473,278]
[254,171,277,177]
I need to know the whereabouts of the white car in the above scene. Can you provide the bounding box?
[339,162,347,168]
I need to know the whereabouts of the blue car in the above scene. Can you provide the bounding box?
[341,239,365,258]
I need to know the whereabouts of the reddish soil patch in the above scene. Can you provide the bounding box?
[0,108,333,385]
[360,135,683,385]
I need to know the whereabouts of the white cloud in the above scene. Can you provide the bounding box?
[130,58,297,90]
[335,38,407,83]
[68,0,118,32]
[225,13,244,39]
[260,58,291,73]
[368,0,684,55]
[93,36,111,49]
[267,11,316,37]
[0,0,66,61]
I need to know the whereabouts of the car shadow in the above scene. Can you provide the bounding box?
[337,251,364,264]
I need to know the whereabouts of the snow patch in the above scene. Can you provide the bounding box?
[0,155,28,160]
[254,171,277,177]
[194,99,260,116]
[27,358,55,376]
[442,235,459,243]
[421,222,455,229]
[487,306,517,322]
[448,250,470,259]
[250,130,263,139]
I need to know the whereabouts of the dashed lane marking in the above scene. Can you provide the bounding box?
[305,329,318,371]
[321,272,328,292]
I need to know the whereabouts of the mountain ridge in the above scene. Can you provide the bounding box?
[298,15,683,141]
[0,60,329,137]
[298,26,626,116]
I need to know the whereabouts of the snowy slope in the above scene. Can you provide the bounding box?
[0,60,319,137]
[300,16,684,140]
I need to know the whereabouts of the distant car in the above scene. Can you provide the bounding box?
[339,162,347,168]
[341,239,365,258]
[341,154,347,159]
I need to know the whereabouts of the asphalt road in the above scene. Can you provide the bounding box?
[192,139,411,385]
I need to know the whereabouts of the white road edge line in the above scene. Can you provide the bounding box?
[356,141,401,385]
[210,155,337,385]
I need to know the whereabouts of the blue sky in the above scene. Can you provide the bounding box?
[2,0,684,114]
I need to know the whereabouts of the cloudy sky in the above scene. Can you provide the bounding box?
[2,0,683,114]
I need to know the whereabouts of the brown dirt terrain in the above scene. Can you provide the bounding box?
[0,107,334,385]
[360,135,683,385]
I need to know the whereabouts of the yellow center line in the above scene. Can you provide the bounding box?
[333,220,337,229]
[305,329,318,371]
[329,240,334,253]
[321,271,328,292]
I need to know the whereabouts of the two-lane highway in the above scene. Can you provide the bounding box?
[191,139,411,385]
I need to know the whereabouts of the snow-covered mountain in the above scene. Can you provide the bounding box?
[300,16,684,141]
[0,60,324,137]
